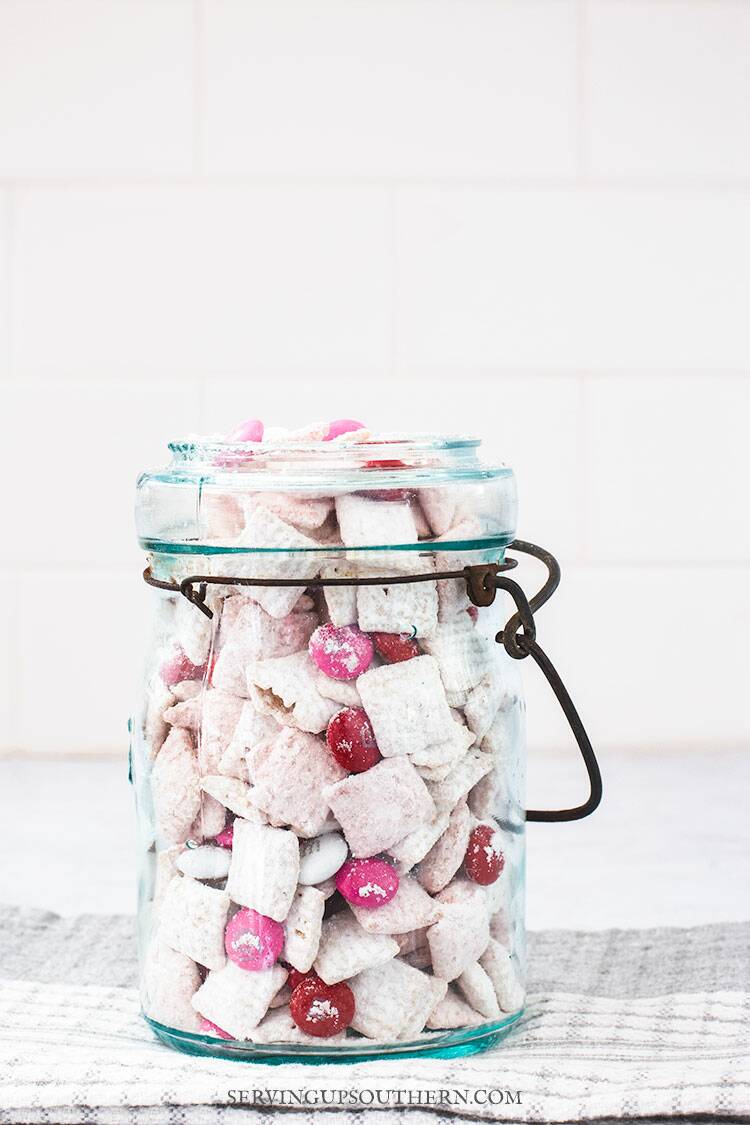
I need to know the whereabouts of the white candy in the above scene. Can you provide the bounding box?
[176,845,231,881]
[298,832,349,885]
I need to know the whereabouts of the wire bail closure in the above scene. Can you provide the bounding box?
[143,539,602,824]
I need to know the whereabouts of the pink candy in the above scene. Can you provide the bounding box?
[308,624,374,681]
[227,418,264,443]
[325,419,365,441]
[199,1016,232,1040]
[213,822,233,849]
[335,857,400,910]
[224,907,284,971]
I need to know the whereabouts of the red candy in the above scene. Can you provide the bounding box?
[199,1016,232,1039]
[213,822,234,849]
[335,857,399,910]
[326,708,381,773]
[371,631,420,664]
[286,967,316,991]
[289,975,355,1038]
[464,824,505,886]
[466,606,479,623]
[225,908,284,970]
[159,647,206,686]
[309,624,373,681]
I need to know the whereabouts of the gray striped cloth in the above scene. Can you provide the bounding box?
[0,906,748,1124]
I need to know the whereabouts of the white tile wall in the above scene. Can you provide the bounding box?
[0,1,194,176]
[0,0,748,754]
[588,2,750,179]
[202,0,579,178]
[394,187,750,370]
[16,572,149,753]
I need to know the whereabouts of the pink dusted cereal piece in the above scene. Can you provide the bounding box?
[418,800,473,894]
[198,491,245,540]
[199,1016,232,1039]
[151,728,201,845]
[176,844,231,881]
[356,573,438,639]
[225,907,284,971]
[335,494,419,571]
[320,561,358,627]
[395,927,429,956]
[308,623,373,682]
[219,702,279,780]
[348,959,439,1041]
[335,858,399,910]
[160,875,230,970]
[227,418,264,443]
[350,875,440,935]
[231,506,321,618]
[187,792,226,846]
[173,595,214,668]
[142,936,202,1032]
[480,939,524,1013]
[399,975,448,1040]
[213,600,318,696]
[426,988,484,1030]
[408,716,475,770]
[163,696,201,732]
[153,846,180,907]
[467,769,500,821]
[248,492,333,531]
[249,727,347,838]
[426,894,490,982]
[324,757,436,859]
[357,655,455,759]
[192,960,287,1040]
[247,651,339,734]
[325,418,365,441]
[420,614,493,698]
[419,486,464,537]
[313,668,361,708]
[200,775,260,821]
[425,749,493,812]
[388,807,449,871]
[314,912,399,986]
[170,680,202,702]
[282,886,326,973]
[198,690,244,773]
[456,961,501,1019]
[214,821,234,849]
[144,675,174,759]
[227,820,300,922]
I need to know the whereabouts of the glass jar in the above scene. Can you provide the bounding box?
[131,431,597,1062]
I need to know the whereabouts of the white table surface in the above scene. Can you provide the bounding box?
[1,746,748,929]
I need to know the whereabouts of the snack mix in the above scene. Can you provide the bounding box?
[134,419,525,1056]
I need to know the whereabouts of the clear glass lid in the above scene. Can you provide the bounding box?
[135,428,517,556]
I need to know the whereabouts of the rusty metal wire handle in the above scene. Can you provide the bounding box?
[490,542,601,823]
[142,559,517,617]
[142,538,601,824]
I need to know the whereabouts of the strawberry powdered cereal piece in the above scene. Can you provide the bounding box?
[309,623,374,681]
[135,416,526,1054]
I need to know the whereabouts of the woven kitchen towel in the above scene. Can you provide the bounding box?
[0,908,748,1125]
